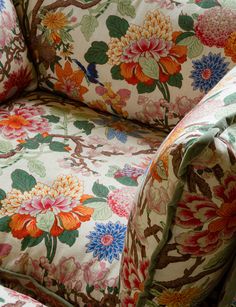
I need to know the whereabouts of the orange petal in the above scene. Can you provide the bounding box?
[73,205,94,220]
[64,61,73,77]
[58,212,81,230]
[80,194,94,203]
[9,214,31,239]
[208,218,227,233]
[172,31,183,43]
[159,57,181,75]
[55,64,64,81]
[73,70,85,84]
[170,45,187,63]
[120,63,136,80]
[79,85,89,99]
[50,219,63,236]
[135,64,153,84]
[26,218,43,238]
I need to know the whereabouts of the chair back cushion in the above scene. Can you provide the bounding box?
[14,0,236,130]
[0,0,36,102]
[119,66,236,306]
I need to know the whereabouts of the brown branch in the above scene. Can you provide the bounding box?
[0,145,23,159]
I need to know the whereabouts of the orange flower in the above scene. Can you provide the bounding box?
[0,115,30,129]
[42,11,68,31]
[157,287,200,307]
[1,175,94,239]
[54,61,88,101]
[224,32,236,62]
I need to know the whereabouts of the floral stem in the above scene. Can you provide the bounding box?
[45,234,57,263]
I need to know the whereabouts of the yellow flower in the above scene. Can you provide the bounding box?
[224,31,236,62]
[42,11,68,31]
[157,287,200,307]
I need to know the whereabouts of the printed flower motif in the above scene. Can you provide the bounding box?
[156,287,200,307]
[42,11,68,31]
[114,164,144,182]
[121,248,149,305]
[82,259,110,289]
[107,187,136,218]
[190,53,229,93]
[145,0,176,10]
[107,10,187,85]
[175,174,236,255]
[54,61,88,101]
[225,32,236,63]
[40,9,78,46]
[0,8,17,49]
[86,222,126,263]
[89,83,130,117]
[0,175,94,238]
[0,105,50,139]
[195,7,236,48]
[0,67,33,101]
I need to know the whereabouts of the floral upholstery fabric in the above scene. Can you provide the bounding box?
[0,0,36,103]
[14,0,236,130]
[0,285,45,307]
[0,91,166,306]
[120,66,236,306]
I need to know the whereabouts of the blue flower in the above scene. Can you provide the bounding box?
[106,128,127,143]
[86,222,126,263]
[0,0,5,12]
[190,53,229,93]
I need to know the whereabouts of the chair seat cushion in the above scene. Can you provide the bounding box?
[0,91,166,306]
[0,285,45,307]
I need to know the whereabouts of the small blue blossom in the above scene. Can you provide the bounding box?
[0,0,5,12]
[190,53,229,93]
[106,128,127,143]
[86,222,126,263]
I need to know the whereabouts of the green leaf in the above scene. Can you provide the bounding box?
[84,41,108,64]
[0,298,4,303]
[228,132,236,143]
[84,201,107,209]
[0,189,6,201]
[175,31,195,44]
[34,133,53,143]
[36,212,55,232]
[49,141,68,152]
[192,13,199,20]
[167,73,183,88]
[23,139,40,150]
[92,181,109,198]
[178,14,194,31]
[111,65,124,80]
[224,92,236,105]
[0,141,13,153]
[219,0,236,8]
[83,197,107,205]
[137,82,156,94]
[59,230,79,246]
[42,115,60,123]
[11,169,36,192]
[106,15,129,38]
[117,0,136,18]
[92,203,113,220]
[27,160,46,178]
[0,216,11,232]
[80,15,99,41]
[178,35,203,59]
[195,0,219,8]
[21,236,44,251]
[86,284,94,294]
[115,176,138,186]
[139,57,159,79]
[74,120,95,135]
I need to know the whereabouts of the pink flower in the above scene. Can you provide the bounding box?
[121,37,172,63]
[53,257,81,284]
[136,96,165,123]
[0,106,50,139]
[107,187,136,218]
[175,230,221,256]
[18,196,77,216]
[1,10,17,30]
[169,95,201,117]
[195,7,236,48]
[0,243,12,264]
[83,259,109,288]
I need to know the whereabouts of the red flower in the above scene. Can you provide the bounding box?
[0,66,32,101]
